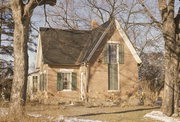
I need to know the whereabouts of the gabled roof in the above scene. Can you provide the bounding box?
[39,18,142,65]
[40,28,91,65]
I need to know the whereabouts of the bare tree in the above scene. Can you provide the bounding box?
[82,1,179,115]
[136,0,179,116]
[0,0,56,118]
[158,0,179,116]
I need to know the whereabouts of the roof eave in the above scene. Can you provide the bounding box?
[115,19,142,64]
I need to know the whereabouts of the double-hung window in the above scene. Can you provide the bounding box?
[61,72,71,90]
[57,70,77,91]
[32,76,38,92]
[39,73,47,91]
[104,43,124,91]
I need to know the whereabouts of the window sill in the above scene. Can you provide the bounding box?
[61,89,72,92]
[108,90,120,92]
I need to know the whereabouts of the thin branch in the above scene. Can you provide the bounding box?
[138,0,162,29]
[24,0,56,17]
[30,23,39,33]
[43,4,51,27]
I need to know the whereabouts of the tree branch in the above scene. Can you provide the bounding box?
[138,0,162,29]
[24,0,56,17]
[0,4,11,11]
[158,0,168,23]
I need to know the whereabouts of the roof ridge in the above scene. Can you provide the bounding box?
[39,27,92,32]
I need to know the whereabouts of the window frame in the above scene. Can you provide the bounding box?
[104,42,124,64]
[57,69,76,92]
[32,75,38,93]
[108,64,119,91]
[39,71,47,92]
[109,43,118,64]
[106,42,121,92]
[60,71,72,91]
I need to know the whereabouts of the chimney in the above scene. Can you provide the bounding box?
[90,20,99,29]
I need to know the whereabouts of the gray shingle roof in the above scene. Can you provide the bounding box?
[40,19,116,65]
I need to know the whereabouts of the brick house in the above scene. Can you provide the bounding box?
[28,18,142,104]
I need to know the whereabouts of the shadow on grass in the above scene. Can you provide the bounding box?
[74,106,160,117]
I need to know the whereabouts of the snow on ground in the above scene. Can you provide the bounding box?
[144,111,180,122]
[28,113,53,120]
[54,115,103,122]
[0,108,102,122]
[28,113,103,122]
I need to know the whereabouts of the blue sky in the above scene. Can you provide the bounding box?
[28,0,180,72]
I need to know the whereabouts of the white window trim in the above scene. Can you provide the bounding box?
[108,90,120,92]
[107,40,120,44]
[62,89,72,92]
[60,69,74,72]
[46,70,48,91]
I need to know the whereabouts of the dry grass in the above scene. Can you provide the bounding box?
[0,102,161,122]
[1,115,48,122]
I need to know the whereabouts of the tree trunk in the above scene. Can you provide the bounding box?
[162,42,176,116]
[158,0,179,116]
[173,37,180,116]
[174,9,180,116]
[174,72,179,116]
[8,0,56,119]
[0,22,1,47]
[9,13,30,117]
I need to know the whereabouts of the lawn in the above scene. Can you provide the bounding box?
[0,102,161,122]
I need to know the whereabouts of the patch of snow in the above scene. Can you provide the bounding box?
[28,113,103,122]
[54,115,103,122]
[28,113,53,120]
[144,111,180,122]
[54,115,64,121]
[0,108,8,117]
[0,107,103,122]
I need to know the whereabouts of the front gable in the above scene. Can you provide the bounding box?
[114,20,142,64]
[87,19,142,65]
[88,23,141,99]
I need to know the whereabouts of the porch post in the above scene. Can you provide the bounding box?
[80,62,89,103]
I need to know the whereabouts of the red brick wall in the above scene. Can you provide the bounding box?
[88,30,139,102]
[39,30,139,103]
[41,65,81,103]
